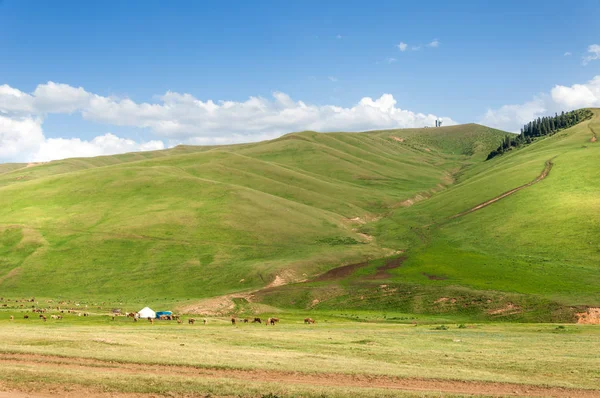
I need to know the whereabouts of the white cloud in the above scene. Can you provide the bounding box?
[582,44,600,65]
[31,134,164,162]
[386,57,397,64]
[327,76,338,82]
[397,42,408,52]
[551,76,600,108]
[479,98,546,132]
[564,52,572,56]
[480,75,600,132]
[0,81,456,162]
[427,39,440,48]
[411,45,421,51]
[0,115,45,161]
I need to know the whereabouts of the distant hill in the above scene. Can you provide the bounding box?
[0,123,505,304]
[4,113,599,322]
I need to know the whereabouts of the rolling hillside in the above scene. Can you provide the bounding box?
[0,123,505,303]
[1,113,598,321]
[258,109,600,321]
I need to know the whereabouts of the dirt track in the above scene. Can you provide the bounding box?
[448,159,553,221]
[0,352,598,397]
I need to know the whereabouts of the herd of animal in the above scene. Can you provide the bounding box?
[2,298,318,325]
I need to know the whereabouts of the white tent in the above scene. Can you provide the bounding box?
[137,307,156,319]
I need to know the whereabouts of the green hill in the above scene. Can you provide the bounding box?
[1,114,598,321]
[257,109,600,321]
[0,123,504,301]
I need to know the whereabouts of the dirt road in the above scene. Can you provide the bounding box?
[0,352,597,397]
[448,159,553,221]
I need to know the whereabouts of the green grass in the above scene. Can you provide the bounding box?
[0,123,505,304]
[367,109,600,308]
[0,314,598,396]
[1,112,599,321]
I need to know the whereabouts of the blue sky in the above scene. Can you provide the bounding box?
[1,0,599,161]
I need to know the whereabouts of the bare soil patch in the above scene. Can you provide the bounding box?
[0,353,598,397]
[390,136,404,142]
[488,303,522,316]
[313,261,368,281]
[367,257,406,279]
[576,307,600,324]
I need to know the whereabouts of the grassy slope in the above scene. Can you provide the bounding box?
[0,124,505,302]
[259,109,600,320]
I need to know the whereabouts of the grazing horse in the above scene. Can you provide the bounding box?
[243,318,249,323]
[148,317,154,324]
[177,319,182,324]
[9,316,13,321]
[231,317,236,325]
[304,318,316,324]
[270,317,279,325]
[188,318,195,325]
[23,315,29,319]
[203,318,207,325]
[252,317,261,323]
[41,315,47,322]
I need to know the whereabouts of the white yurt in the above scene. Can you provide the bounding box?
[137,307,156,319]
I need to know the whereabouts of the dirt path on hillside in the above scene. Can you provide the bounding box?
[447,159,553,221]
[590,125,597,142]
[0,352,597,397]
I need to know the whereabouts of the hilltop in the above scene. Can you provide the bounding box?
[1,114,598,321]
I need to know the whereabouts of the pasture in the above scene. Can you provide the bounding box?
[0,309,599,397]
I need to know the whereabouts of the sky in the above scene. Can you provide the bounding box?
[1,0,599,162]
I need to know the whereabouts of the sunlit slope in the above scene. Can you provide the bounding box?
[369,123,511,160]
[0,124,506,299]
[371,108,600,306]
[0,145,212,189]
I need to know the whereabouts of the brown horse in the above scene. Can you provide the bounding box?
[231,317,236,325]
[304,317,316,324]
[252,317,261,323]
[188,318,195,325]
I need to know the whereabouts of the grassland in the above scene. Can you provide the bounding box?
[1,116,600,397]
[258,110,600,321]
[0,312,599,397]
[0,123,506,304]
[0,112,599,321]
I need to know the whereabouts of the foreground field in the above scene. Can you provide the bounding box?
[0,316,599,397]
